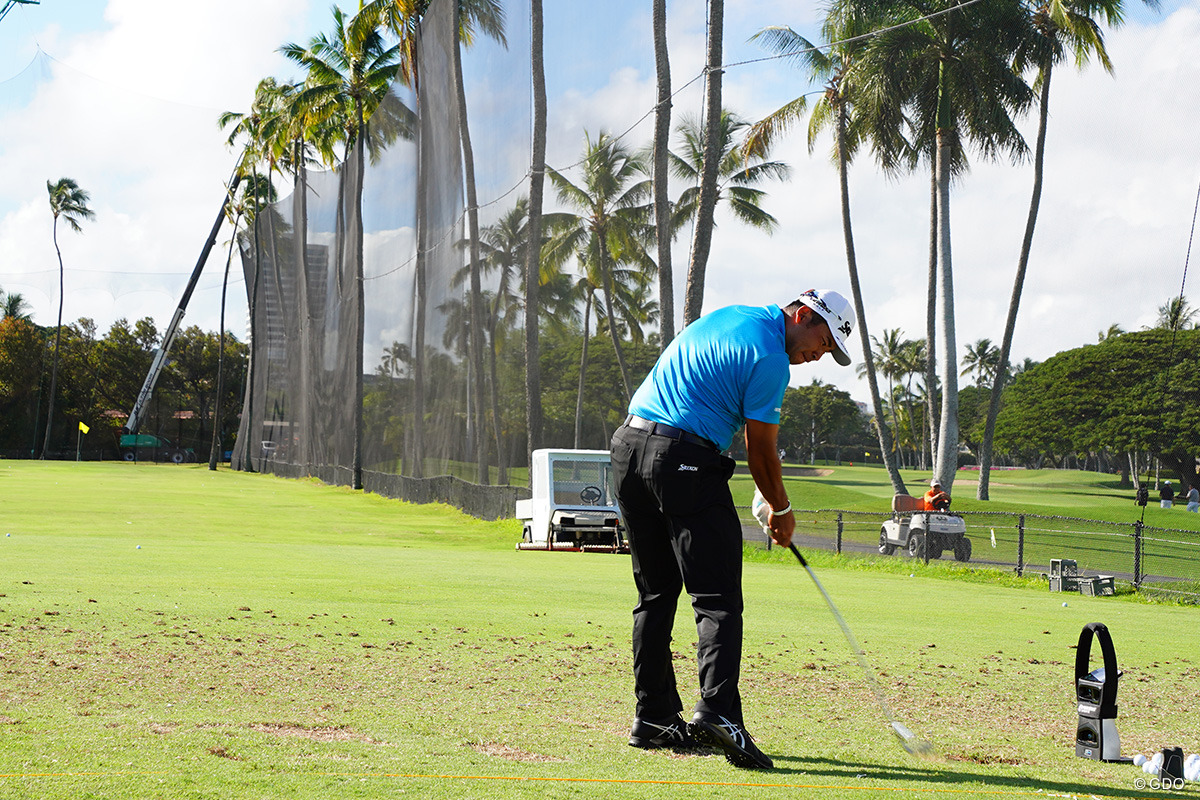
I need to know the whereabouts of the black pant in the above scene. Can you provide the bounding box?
[610,423,743,723]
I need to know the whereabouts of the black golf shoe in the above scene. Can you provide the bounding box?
[628,714,702,750]
[687,713,773,769]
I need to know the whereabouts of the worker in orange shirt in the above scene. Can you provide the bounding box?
[923,480,950,512]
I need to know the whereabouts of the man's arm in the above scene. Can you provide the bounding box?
[745,419,794,547]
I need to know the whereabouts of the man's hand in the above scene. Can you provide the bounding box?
[767,507,794,547]
[746,419,794,547]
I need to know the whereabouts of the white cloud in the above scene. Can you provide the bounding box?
[0,0,320,340]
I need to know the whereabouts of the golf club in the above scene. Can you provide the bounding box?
[785,542,934,757]
[753,490,932,755]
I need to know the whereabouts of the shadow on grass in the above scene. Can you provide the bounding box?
[770,754,1159,798]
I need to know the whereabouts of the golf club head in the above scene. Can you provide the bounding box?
[891,721,935,757]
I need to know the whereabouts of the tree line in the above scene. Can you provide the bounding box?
[0,305,248,458]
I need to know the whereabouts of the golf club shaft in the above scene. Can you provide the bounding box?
[787,544,925,748]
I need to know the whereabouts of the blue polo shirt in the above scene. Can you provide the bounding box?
[628,304,791,452]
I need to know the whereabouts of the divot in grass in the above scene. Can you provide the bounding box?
[471,742,565,762]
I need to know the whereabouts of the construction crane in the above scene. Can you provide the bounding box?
[123,177,241,436]
[0,0,39,24]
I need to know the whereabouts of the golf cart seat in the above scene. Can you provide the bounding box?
[892,493,925,514]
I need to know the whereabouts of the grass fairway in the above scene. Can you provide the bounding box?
[3,461,1198,799]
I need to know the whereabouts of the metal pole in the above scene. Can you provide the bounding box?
[1133,520,1143,589]
[1017,514,1025,577]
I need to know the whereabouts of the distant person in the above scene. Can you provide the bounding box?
[923,480,951,512]
[611,289,855,770]
[1186,484,1199,513]
[1160,481,1175,509]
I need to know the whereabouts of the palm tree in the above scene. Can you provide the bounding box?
[746,16,910,494]
[671,109,790,236]
[381,341,412,378]
[652,0,674,348]
[1097,323,1125,342]
[854,0,1034,491]
[682,0,725,327]
[1,290,31,320]
[961,338,1001,387]
[42,177,94,459]
[524,0,547,470]
[455,197,532,483]
[898,337,928,468]
[1155,296,1197,332]
[356,0,506,483]
[208,182,243,472]
[208,173,274,472]
[545,131,654,404]
[858,328,908,466]
[282,4,401,489]
[219,78,290,191]
[977,0,1155,500]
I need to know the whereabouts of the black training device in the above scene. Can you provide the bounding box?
[1074,622,1130,762]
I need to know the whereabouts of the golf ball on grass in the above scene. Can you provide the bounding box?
[1133,754,1147,767]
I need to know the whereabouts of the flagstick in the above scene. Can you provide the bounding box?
[76,426,82,462]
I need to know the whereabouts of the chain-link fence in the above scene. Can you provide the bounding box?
[742,508,1200,603]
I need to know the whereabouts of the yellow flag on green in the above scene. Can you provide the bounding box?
[78,421,90,434]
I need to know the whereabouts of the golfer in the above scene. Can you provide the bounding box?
[611,289,855,769]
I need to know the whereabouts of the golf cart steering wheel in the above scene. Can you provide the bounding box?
[580,485,602,505]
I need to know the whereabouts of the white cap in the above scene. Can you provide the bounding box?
[795,289,855,366]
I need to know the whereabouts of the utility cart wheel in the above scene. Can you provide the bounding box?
[954,537,972,563]
[878,528,896,556]
[926,533,943,560]
[907,533,925,559]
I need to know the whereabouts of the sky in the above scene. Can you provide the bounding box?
[0,0,1196,404]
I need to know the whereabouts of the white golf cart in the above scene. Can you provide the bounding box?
[515,449,627,553]
[880,493,972,562]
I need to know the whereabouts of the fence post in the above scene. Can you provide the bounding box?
[1132,520,1143,589]
[1017,514,1025,577]
[836,512,843,556]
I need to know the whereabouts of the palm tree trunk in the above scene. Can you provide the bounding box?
[413,124,429,479]
[240,169,263,473]
[524,0,547,471]
[288,138,313,474]
[978,66,1051,501]
[209,210,242,471]
[836,104,906,494]
[933,126,959,491]
[902,386,920,472]
[41,218,64,459]
[452,4,489,486]
[599,242,634,403]
[886,377,901,466]
[486,310,507,483]
[352,99,366,489]
[574,289,593,448]
[652,0,674,349]
[924,162,937,472]
[681,0,723,328]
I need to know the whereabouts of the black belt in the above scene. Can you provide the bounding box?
[624,415,718,450]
